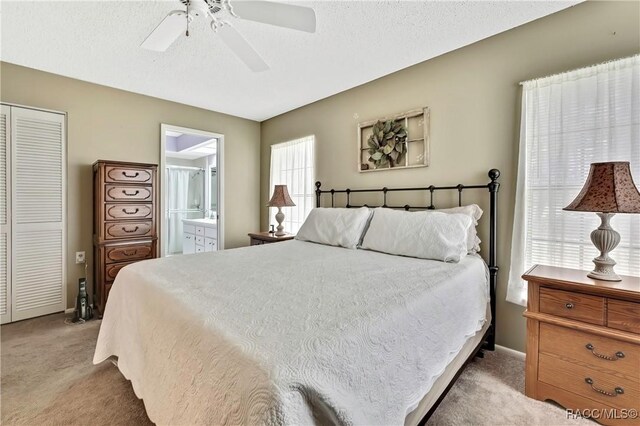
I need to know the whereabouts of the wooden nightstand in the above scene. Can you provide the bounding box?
[523,264,640,425]
[248,232,295,246]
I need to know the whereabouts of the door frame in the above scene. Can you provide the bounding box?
[1,105,11,324]
[159,124,225,256]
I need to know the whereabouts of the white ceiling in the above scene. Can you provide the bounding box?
[1,1,579,121]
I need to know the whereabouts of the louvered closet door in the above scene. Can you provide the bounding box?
[11,107,66,321]
[0,106,11,324]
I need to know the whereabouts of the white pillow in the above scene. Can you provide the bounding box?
[437,205,483,253]
[360,208,472,262]
[296,207,372,249]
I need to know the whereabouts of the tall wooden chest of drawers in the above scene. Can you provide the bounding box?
[93,160,158,315]
[523,265,640,425]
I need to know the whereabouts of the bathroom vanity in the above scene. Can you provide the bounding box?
[182,218,217,254]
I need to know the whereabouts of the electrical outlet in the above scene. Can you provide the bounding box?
[75,251,86,264]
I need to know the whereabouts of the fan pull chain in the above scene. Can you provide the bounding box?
[186,3,190,36]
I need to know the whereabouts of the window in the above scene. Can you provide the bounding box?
[269,136,315,234]
[507,56,640,306]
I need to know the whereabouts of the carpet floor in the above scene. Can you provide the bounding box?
[1,313,591,425]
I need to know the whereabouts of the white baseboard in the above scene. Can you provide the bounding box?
[495,344,526,360]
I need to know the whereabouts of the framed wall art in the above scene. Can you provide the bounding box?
[358,107,430,172]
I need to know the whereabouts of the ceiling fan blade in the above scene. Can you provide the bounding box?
[231,1,316,33]
[217,24,269,72]
[141,10,188,52]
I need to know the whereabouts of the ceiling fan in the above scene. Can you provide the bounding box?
[141,0,316,72]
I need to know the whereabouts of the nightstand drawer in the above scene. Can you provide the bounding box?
[539,287,605,325]
[539,353,640,411]
[539,323,640,381]
[608,299,640,334]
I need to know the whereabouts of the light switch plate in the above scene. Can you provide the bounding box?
[75,251,86,264]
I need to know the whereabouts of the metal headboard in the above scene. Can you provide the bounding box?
[314,169,500,351]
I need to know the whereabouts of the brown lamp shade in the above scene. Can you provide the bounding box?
[564,162,640,213]
[267,185,296,207]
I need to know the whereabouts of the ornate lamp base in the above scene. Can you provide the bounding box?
[274,207,286,236]
[587,213,622,282]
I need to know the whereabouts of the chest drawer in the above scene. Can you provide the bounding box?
[539,287,605,325]
[105,165,153,184]
[104,221,154,240]
[608,299,640,335]
[105,185,153,202]
[539,353,640,411]
[105,242,154,264]
[105,203,153,221]
[105,261,137,282]
[539,322,640,381]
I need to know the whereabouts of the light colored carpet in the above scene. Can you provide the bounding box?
[1,313,591,425]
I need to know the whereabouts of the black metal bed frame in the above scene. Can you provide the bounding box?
[314,169,500,423]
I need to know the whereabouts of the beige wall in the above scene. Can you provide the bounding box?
[1,62,261,309]
[260,1,640,352]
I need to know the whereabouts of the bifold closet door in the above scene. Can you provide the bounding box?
[11,106,66,322]
[0,106,10,324]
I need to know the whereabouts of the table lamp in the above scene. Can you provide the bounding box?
[563,161,640,281]
[268,185,296,236]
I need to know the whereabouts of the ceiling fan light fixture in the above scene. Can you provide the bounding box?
[141,0,316,71]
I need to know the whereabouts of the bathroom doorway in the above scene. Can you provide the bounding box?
[160,124,224,256]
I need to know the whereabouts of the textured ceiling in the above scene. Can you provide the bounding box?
[1,1,579,121]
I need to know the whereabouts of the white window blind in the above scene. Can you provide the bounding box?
[269,136,315,234]
[507,56,640,306]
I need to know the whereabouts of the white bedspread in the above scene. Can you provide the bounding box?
[94,240,489,425]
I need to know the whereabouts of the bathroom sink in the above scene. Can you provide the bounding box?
[182,218,217,228]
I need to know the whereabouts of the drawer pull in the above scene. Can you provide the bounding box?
[123,250,137,256]
[584,378,624,397]
[122,208,139,215]
[122,226,139,233]
[585,343,625,361]
[565,302,574,309]
[122,189,140,196]
[122,171,140,178]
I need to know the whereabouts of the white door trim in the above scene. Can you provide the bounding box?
[159,124,225,256]
[1,105,11,324]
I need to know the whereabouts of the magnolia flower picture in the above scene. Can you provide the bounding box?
[358,107,430,172]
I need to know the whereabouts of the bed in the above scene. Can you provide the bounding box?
[93,170,500,425]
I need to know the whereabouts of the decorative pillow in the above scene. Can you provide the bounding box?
[437,205,483,253]
[360,208,472,262]
[296,207,372,249]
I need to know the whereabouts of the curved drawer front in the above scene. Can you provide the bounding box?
[105,261,136,282]
[105,166,153,184]
[539,353,640,411]
[105,221,153,239]
[105,242,153,264]
[539,323,640,381]
[105,185,153,202]
[105,203,153,220]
